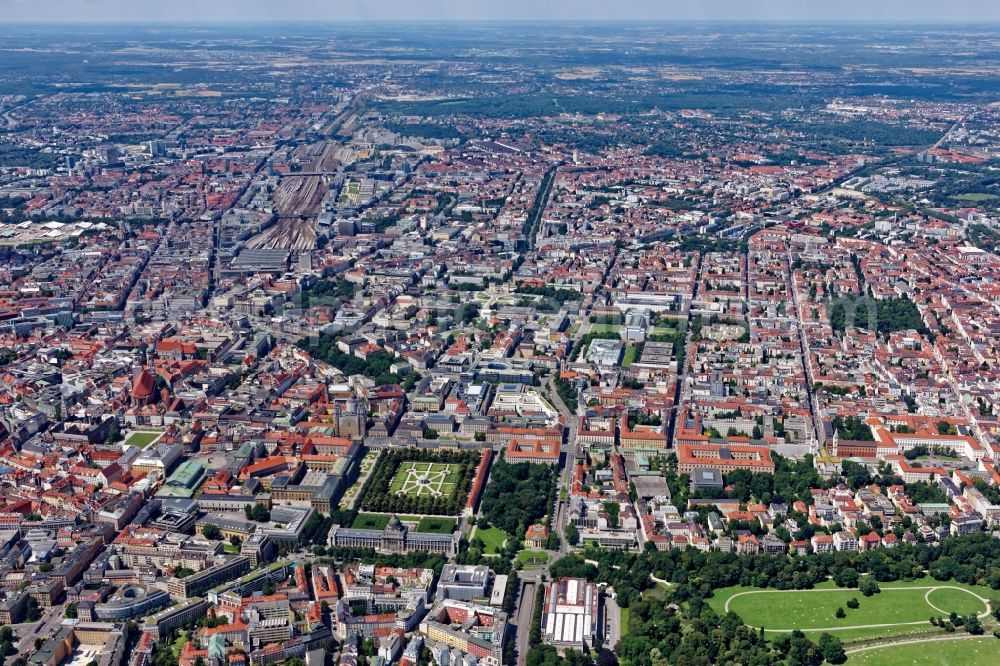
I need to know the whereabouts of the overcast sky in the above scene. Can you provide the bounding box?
[1,0,998,23]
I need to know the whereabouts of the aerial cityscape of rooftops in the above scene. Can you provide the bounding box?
[1,9,1000,666]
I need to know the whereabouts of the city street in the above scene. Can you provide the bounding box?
[513,581,537,666]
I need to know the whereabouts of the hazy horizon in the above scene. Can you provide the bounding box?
[1,0,999,24]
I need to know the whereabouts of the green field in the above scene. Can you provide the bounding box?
[590,323,622,335]
[351,513,390,530]
[416,516,457,534]
[623,345,638,367]
[709,580,991,642]
[847,637,998,665]
[476,526,509,554]
[620,607,630,636]
[517,550,549,568]
[353,513,449,531]
[170,630,190,658]
[124,430,163,448]
[339,180,362,204]
[388,461,461,498]
[953,193,999,203]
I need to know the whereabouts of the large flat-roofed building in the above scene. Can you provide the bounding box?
[227,249,290,275]
[621,312,649,341]
[489,575,508,607]
[258,506,313,546]
[240,533,275,568]
[115,532,221,572]
[143,598,209,639]
[586,339,623,367]
[676,443,775,475]
[269,470,343,512]
[542,577,599,650]
[626,341,676,380]
[132,442,183,476]
[91,583,171,620]
[438,564,490,601]
[28,623,126,666]
[156,459,206,498]
[167,556,251,600]
[214,560,295,599]
[196,492,264,512]
[198,512,257,540]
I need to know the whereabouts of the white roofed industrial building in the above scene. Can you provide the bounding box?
[542,577,599,649]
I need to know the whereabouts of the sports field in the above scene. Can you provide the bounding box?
[847,637,998,665]
[709,579,992,642]
[389,461,461,498]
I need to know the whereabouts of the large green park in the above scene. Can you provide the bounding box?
[708,579,992,642]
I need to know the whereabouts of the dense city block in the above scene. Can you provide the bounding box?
[0,18,999,666]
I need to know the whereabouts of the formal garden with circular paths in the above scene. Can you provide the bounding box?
[359,448,481,516]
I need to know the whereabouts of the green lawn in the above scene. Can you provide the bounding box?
[223,543,239,554]
[590,323,621,335]
[416,516,457,534]
[620,607,630,637]
[517,550,549,568]
[623,346,638,367]
[124,430,163,448]
[351,513,390,530]
[926,587,987,615]
[476,526,509,554]
[352,513,439,530]
[848,637,998,665]
[709,580,990,642]
[170,630,189,658]
[953,193,999,203]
